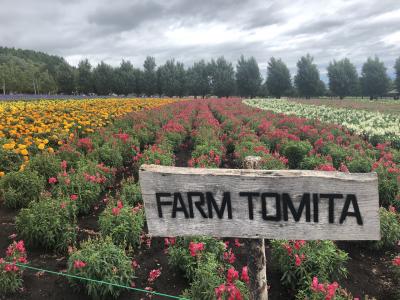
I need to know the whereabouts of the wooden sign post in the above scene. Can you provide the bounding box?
[139,162,380,299]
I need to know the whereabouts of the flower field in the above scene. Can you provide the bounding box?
[245,98,400,148]
[0,98,175,175]
[0,98,399,300]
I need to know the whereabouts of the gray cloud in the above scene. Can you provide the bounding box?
[0,0,399,79]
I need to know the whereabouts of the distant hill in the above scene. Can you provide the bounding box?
[0,47,75,94]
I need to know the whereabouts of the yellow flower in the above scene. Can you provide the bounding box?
[47,147,54,153]
[0,171,5,177]
[18,144,27,150]
[38,143,45,150]
[20,149,29,156]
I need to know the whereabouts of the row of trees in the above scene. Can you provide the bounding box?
[1,46,400,99]
[267,55,399,99]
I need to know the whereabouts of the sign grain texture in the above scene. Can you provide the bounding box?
[139,164,380,240]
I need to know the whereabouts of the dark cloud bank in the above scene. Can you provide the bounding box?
[1,0,399,77]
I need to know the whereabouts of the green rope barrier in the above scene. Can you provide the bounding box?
[14,262,188,300]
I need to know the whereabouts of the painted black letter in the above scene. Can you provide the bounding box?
[206,192,232,219]
[191,192,208,218]
[156,193,172,218]
[339,194,363,225]
[261,193,281,221]
[283,193,311,222]
[239,192,259,220]
[172,193,189,218]
[320,194,343,223]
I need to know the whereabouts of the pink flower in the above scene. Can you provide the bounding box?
[234,239,243,248]
[389,205,396,213]
[112,207,121,216]
[148,268,161,283]
[60,202,66,209]
[117,200,123,209]
[226,267,239,283]
[131,260,139,269]
[223,248,236,264]
[189,242,205,257]
[48,177,58,184]
[61,160,67,170]
[294,240,306,250]
[70,194,78,201]
[241,266,249,284]
[295,254,302,267]
[392,256,400,266]
[73,260,86,269]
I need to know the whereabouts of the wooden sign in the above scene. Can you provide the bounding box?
[139,164,380,240]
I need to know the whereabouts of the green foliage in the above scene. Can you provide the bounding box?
[327,58,359,99]
[143,56,157,96]
[300,155,329,170]
[54,165,103,215]
[77,59,93,94]
[280,140,313,169]
[92,62,115,96]
[236,55,262,98]
[209,56,236,98]
[138,145,174,166]
[15,196,77,251]
[0,147,24,173]
[319,143,349,169]
[89,143,123,169]
[26,153,61,182]
[266,57,292,98]
[360,56,390,99]
[347,156,372,173]
[0,170,44,208]
[294,54,321,98]
[271,240,348,290]
[157,59,187,97]
[368,207,400,250]
[168,236,225,281]
[119,178,142,206]
[99,200,145,248]
[67,237,135,300]
[0,241,28,294]
[187,60,211,98]
[395,56,400,94]
[374,165,399,208]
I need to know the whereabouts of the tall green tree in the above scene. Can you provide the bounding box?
[114,60,136,95]
[327,58,359,99]
[55,63,75,94]
[395,56,400,94]
[187,60,211,98]
[77,59,93,94]
[157,59,187,97]
[294,54,321,98]
[266,57,291,98]
[236,55,262,98]
[360,56,389,99]
[209,57,236,98]
[143,56,157,96]
[92,62,115,95]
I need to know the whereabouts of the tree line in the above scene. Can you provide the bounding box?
[1,46,400,99]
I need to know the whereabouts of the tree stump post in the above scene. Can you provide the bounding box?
[244,156,268,300]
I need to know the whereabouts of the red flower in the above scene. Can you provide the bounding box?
[241,266,249,284]
[223,248,236,264]
[61,160,67,170]
[148,268,161,283]
[392,256,400,266]
[73,260,86,269]
[226,267,239,283]
[295,254,302,266]
[48,177,58,184]
[70,194,78,201]
[112,207,121,216]
[234,239,243,247]
[117,200,123,209]
[189,242,205,257]
[131,260,139,269]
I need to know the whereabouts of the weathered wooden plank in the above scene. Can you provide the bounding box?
[139,164,380,240]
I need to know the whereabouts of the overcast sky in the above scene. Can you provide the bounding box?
[1,0,400,78]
